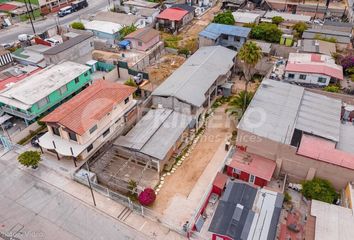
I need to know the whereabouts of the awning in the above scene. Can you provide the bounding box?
[213,172,228,190]
[0,114,12,125]
[118,40,131,48]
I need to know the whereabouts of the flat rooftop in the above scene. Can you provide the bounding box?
[264,11,311,22]
[0,61,90,110]
[84,20,122,34]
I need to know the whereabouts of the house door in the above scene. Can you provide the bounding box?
[249,174,255,184]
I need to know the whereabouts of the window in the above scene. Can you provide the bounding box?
[86,144,93,153]
[84,72,88,77]
[124,97,129,104]
[74,77,79,84]
[68,132,77,142]
[288,73,295,79]
[37,97,49,108]
[89,124,97,134]
[299,74,307,80]
[102,128,110,138]
[138,41,142,46]
[233,168,241,174]
[52,126,60,136]
[318,77,327,83]
[249,175,255,184]
[58,84,67,95]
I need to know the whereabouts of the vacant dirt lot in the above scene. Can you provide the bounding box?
[152,105,235,213]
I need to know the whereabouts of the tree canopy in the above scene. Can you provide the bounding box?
[70,22,85,30]
[119,24,137,39]
[226,90,254,117]
[250,23,282,43]
[301,178,338,204]
[271,16,284,25]
[292,22,308,38]
[238,41,262,67]
[18,151,41,168]
[212,11,235,25]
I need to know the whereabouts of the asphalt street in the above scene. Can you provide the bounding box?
[0,0,110,44]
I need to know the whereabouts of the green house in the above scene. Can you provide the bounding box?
[0,61,92,125]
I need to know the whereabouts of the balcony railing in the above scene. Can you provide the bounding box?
[1,106,36,120]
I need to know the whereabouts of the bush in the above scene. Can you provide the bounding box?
[272,16,284,25]
[124,78,137,87]
[178,48,190,57]
[18,151,41,168]
[324,85,339,93]
[250,23,282,43]
[292,22,308,38]
[212,11,235,25]
[301,178,338,204]
[284,191,292,202]
[119,24,137,39]
[314,34,336,43]
[70,22,85,30]
[138,188,156,206]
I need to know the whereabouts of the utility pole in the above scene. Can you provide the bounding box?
[23,0,36,35]
[86,173,97,206]
[28,0,36,21]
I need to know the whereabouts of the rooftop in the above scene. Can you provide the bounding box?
[299,39,336,56]
[84,20,122,34]
[124,27,160,43]
[286,53,343,80]
[264,11,312,22]
[0,65,41,91]
[152,46,236,107]
[199,23,251,40]
[156,7,188,21]
[41,80,136,135]
[310,200,354,240]
[43,33,93,55]
[232,11,262,23]
[115,108,192,160]
[0,61,90,110]
[303,28,351,44]
[124,0,160,8]
[171,4,196,13]
[94,11,141,26]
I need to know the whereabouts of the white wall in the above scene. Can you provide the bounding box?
[285,71,331,86]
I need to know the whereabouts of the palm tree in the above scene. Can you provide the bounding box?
[237,41,262,112]
[226,91,254,118]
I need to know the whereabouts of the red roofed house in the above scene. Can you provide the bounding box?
[226,151,276,187]
[156,5,195,33]
[124,27,160,51]
[285,53,343,86]
[39,80,137,161]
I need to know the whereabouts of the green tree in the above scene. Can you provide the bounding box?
[226,90,254,117]
[250,23,283,43]
[324,85,339,93]
[124,78,137,87]
[272,16,284,25]
[119,24,137,39]
[292,22,308,38]
[212,11,235,25]
[18,151,41,168]
[70,22,85,30]
[301,178,338,204]
[238,41,262,112]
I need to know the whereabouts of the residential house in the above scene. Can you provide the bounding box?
[263,11,311,24]
[124,27,160,51]
[284,53,343,86]
[298,39,336,56]
[0,49,13,69]
[221,0,246,10]
[114,108,192,173]
[226,151,276,187]
[84,20,122,44]
[11,44,51,67]
[186,0,217,7]
[156,5,195,33]
[152,46,236,128]
[232,11,263,26]
[208,182,283,240]
[302,28,352,50]
[43,33,94,65]
[0,61,91,125]
[39,80,137,161]
[199,23,251,51]
[123,0,160,9]
[94,11,146,28]
[236,79,354,189]
[136,8,160,25]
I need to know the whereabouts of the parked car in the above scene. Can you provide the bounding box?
[58,6,74,17]
[18,34,34,42]
[72,0,88,11]
[44,38,60,46]
[31,132,46,148]
[2,121,13,130]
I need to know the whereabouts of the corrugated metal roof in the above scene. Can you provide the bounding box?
[264,11,311,22]
[199,23,251,40]
[43,33,93,55]
[114,108,192,160]
[152,46,236,107]
[303,28,351,44]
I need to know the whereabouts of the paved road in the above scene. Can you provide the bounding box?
[0,151,148,240]
[0,0,109,44]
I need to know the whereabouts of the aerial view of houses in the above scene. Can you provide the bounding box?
[1,0,354,239]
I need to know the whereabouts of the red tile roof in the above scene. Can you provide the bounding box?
[213,172,228,190]
[0,3,17,11]
[229,151,276,181]
[157,8,188,21]
[41,80,136,135]
[285,63,344,80]
[297,134,354,170]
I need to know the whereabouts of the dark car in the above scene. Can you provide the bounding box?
[2,121,13,130]
[31,132,46,148]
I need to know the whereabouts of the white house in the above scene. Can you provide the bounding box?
[284,53,343,86]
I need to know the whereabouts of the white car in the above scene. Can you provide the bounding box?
[45,38,60,46]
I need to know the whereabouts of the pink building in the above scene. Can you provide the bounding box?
[124,27,160,51]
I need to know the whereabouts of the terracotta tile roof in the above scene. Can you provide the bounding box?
[41,80,136,135]
[0,3,17,11]
[124,27,160,43]
[157,8,188,21]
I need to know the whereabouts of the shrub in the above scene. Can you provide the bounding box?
[70,22,85,30]
[324,85,339,93]
[138,188,156,206]
[301,178,338,204]
[284,191,292,202]
[178,48,190,57]
[250,23,282,43]
[212,11,235,25]
[124,78,137,87]
[119,24,137,39]
[18,151,41,168]
[272,16,284,25]
[341,55,354,72]
[292,22,308,38]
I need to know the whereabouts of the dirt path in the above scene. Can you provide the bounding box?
[152,105,234,213]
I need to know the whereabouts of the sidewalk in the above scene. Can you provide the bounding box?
[3,150,186,240]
